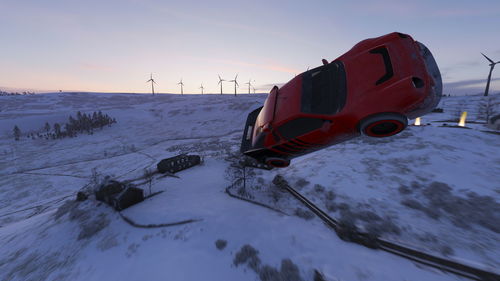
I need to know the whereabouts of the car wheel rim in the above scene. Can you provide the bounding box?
[364,120,405,137]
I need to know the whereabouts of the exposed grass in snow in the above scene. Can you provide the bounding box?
[0,92,498,281]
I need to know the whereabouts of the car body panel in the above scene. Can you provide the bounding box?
[242,32,442,165]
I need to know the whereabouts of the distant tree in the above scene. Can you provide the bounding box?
[478,97,496,123]
[13,125,21,141]
[44,122,51,133]
[36,111,117,141]
[64,123,75,137]
[225,154,256,197]
[53,123,61,138]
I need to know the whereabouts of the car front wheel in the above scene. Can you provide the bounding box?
[359,113,408,137]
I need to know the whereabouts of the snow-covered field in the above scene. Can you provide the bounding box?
[0,92,498,281]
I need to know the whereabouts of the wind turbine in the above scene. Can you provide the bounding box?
[217,75,225,95]
[228,74,239,96]
[481,53,500,97]
[245,79,254,94]
[146,73,157,95]
[178,79,184,95]
[199,83,205,95]
[252,86,256,94]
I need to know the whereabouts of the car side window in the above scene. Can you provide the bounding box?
[301,61,347,115]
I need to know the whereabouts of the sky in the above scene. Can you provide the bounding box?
[1,0,500,95]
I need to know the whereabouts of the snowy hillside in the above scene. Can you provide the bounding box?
[0,92,498,281]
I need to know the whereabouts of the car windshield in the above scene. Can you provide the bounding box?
[301,61,347,115]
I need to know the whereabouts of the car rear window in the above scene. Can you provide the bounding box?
[301,61,347,115]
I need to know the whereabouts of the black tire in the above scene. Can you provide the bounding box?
[359,113,407,137]
[265,157,290,168]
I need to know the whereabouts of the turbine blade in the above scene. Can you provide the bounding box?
[482,53,494,64]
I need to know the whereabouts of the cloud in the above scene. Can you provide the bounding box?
[0,85,56,93]
[349,0,500,19]
[444,78,500,95]
[429,7,500,17]
[182,55,300,74]
[80,63,114,72]
[445,77,500,88]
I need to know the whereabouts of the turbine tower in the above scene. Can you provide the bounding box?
[481,53,499,97]
[217,75,225,95]
[146,73,157,95]
[228,74,239,96]
[178,79,184,95]
[199,83,205,95]
[245,79,254,94]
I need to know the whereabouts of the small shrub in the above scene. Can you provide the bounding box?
[325,190,336,201]
[269,186,283,203]
[215,239,227,250]
[233,244,260,267]
[53,200,78,220]
[365,217,401,236]
[325,201,337,212]
[294,208,315,220]
[398,185,413,195]
[295,178,309,188]
[237,186,254,199]
[422,207,441,220]
[259,265,281,281]
[356,210,381,222]
[77,213,110,240]
[440,245,454,256]
[337,203,350,211]
[401,199,423,210]
[313,184,325,193]
[279,259,303,281]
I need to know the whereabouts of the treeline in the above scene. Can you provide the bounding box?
[1,91,35,96]
[13,111,117,141]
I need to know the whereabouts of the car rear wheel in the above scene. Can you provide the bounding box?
[359,113,407,137]
[265,157,290,168]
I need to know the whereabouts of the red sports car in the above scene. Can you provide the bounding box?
[241,32,442,168]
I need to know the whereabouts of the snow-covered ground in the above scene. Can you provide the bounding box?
[0,92,498,281]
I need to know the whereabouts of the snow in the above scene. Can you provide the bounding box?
[0,92,499,281]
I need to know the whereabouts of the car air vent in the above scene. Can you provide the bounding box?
[369,47,394,85]
[412,77,424,88]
